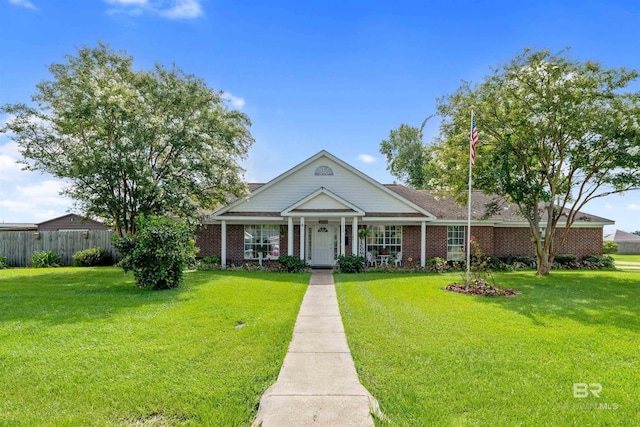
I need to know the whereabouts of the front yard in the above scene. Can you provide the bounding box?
[0,268,308,426]
[336,270,640,426]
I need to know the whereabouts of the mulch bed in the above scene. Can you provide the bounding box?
[444,279,521,297]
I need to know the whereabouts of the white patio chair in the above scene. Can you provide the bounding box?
[366,251,377,267]
[395,252,402,267]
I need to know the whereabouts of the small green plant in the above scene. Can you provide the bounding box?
[603,241,618,254]
[0,255,8,269]
[502,255,537,269]
[115,215,198,290]
[426,257,448,272]
[73,247,111,267]
[200,254,220,265]
[336,255,365,273]
[278,255,309,272]
[582,254,615,269]
[553,253,579,269]
[31,251,63,268]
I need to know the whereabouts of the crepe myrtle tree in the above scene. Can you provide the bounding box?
[1,42,254,237]
[382,48,640,275]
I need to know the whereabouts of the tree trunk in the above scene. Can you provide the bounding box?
[536,254,551,276]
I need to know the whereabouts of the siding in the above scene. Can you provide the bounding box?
[38,214,109,231]
[229,157,421,214]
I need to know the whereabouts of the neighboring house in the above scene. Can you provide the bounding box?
[37,214,110,232]
[604,229,640,255]
[196,150,612,267]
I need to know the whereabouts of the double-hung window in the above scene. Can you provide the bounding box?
[447,225,466,261]
[366,225,402,257]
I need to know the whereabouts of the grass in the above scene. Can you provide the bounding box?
[0,267,309,426]
[610,254,640,262]
[336,270,640,426]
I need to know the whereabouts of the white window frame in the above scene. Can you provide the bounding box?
[366,225,402,257]
[447,225,466,261]
[244,225,280,260]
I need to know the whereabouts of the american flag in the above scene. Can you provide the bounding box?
[470,113,479,166]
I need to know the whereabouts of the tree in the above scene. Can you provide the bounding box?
[1,42,254,237]
[383,48,640,275]
[379,116,436,189]
[115,215,197,289]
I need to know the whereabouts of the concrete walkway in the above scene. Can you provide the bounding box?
[253,269,381,427]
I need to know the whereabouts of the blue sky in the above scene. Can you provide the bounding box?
[1,0,639,232]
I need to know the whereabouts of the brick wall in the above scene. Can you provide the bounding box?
[196,222,604,266]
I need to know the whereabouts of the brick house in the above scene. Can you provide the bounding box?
[196,151,612,267]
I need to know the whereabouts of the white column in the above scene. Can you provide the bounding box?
[420,221,426,268]
[287,217,294,256]
[299,217,305,260]
[352,217,358,255]
[221,221,227,269]
[340,216,346,256]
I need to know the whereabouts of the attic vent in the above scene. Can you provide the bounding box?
[314,166,333,176]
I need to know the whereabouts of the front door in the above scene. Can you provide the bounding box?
[312,226,334,265]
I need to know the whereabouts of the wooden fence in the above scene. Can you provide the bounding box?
[0,230,118,267]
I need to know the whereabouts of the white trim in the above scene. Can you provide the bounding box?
[212,150,437,219]
[340,217,346,256]
[299,217,305,260]
[221,221,227,269]
[287,217,293,256]
[421,221,426,267]
[352,217,358,256]
[281,187,365,216]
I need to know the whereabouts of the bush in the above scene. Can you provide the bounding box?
[336,255,365,273]
[114,215,198,290]
[73,247,111,267]
[502,255,537,269]
[603,241,618,254]
[31,251,63,268]
[199,254,220,265]
[0,255,8,269]
[582,254,615,269]
[553,253,579,269]
[278,255,308,272]
[426,257,448,272]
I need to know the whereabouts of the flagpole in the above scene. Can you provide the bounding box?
[466,110,474,285]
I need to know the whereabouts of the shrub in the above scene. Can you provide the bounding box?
[502,255,537,269]
[114,215,198,290]
[31,251,63,268]
[278,255,308,272]
[426,257,448,272]
[73,247,111,267]
[199,254,220,265]
[0,255,8,269]
[553,253,579,269]
[336,255,365,273]
[582,254,615,269]
[603,241,618,254]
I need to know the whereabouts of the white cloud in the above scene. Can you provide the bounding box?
[161,0,202,18]
[8,0,38,10]
[628,204,640,211]
[0,180,74,223]
[604,204,613,210]
[358,154,377,164]
[221,92,246,109]
[104,0,203,19]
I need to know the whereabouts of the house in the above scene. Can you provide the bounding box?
[37,214,110,232]
[196,151,612,267]
[604,229,640,255]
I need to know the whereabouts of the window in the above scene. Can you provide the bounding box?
[447,226,466,261]
[366,225,402,257]
[244,225,279,259]
[314,166,333,176]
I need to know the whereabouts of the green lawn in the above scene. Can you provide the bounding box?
[0,267,308,426]
[336,270,639,426]
[610,253,640,263]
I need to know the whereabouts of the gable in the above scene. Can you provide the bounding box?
[220,152,433,216]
